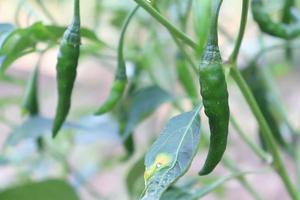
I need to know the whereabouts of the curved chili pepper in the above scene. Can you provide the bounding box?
[198,0,229,176]
[21,54,46,150]
[95,6,139,115]
[52,0,81,138]
[252,0,300,39]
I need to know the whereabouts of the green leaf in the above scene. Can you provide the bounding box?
[110,7,130,28]
[0,179,79,200]
[141,105,202,200]
[45,25,107,47]
[0,22,53,73]
[0,22,107,74]
[122,85,173,140]
[126,155,145,197]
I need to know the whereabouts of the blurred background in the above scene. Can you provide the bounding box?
[0,0,300,199]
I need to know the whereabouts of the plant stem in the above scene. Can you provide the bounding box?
[133,0,198,50]
[229,0,249,63]
[230,66,299,200]
[230,117,271,163]
[74,0,80,22]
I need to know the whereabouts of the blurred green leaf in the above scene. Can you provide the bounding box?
[0,22,108,74]
[141,105,202,199]
[123,85,173,140]
[45,25,108,47]
[0,22,55,74]
[110,8,129,28]
[0,179,79,200]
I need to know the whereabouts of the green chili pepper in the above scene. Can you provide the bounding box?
[118,105,135,157]
[22,63,39,116]
[22,54,46,151]
[52,0,81,138]
[251,0,300,39]
[198,0,229,176]
[242,63,291,154]
[95,6,139,115]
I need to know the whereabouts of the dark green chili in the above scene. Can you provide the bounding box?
[22,61,40,116]
[251,0,300,39]
[52,0,81,138]
[118,104,135,157]
[242,63,292,155]
[198,0,230,176]
[22,53,46,151]
[95,6,139,115]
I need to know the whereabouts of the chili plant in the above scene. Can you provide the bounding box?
[0,0,300,199]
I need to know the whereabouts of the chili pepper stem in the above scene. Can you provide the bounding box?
[74,0,80,20]
[229,0,249,63]
[230,66,299,200]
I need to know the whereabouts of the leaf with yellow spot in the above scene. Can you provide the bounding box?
[141,104,202,200]
[144,153,173,182]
